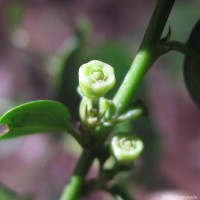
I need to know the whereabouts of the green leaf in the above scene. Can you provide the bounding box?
[0,100,71,139]
[184,19,200,107]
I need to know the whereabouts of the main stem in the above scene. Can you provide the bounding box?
[60,0,175,199]
[113,0,175,114]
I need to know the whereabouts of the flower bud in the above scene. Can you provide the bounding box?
[111,132,143,163]
[79,60,116,100]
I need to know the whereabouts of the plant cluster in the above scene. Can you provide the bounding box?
[0,0,199,199]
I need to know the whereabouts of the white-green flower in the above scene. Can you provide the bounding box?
[79,60,116,100]
[111,132,143,163]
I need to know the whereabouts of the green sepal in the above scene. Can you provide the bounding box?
[0,100,71,139]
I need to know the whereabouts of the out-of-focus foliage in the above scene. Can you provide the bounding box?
[0,183,20,200]
[6,1,24,29]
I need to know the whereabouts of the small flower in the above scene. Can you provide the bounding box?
[79,60,116,100]
[111,132,143,163]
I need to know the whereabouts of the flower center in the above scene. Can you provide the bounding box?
[120,138,135,151]
[124,140,131,151]
[90,68,106,82]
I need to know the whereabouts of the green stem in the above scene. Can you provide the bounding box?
[66,126,84,147]
[160,40,200,61]
[113,0,175,114]
[60,125,113,200]
[60,0,175,199]
[60,149,95,200]
[160,41,188,54]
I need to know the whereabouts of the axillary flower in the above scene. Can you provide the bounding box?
[111,132,143,163]
[79,60,116,100]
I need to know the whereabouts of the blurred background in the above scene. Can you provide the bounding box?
[0,0,200,200]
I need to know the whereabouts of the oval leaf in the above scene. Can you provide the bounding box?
[184,19,200,107]
[0,100,71,139]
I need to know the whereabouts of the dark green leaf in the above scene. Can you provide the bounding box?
[0,100,71,139]
[184,19,200,107]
